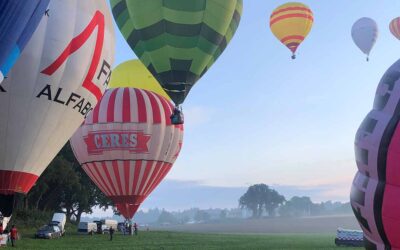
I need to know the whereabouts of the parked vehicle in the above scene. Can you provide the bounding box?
[93,219,118,234]
[101,224,110,234]
[93,221,108,234]
[50,213,66,236]
[35,225,62,239]
[335,228,364,247]
[101,219,118,231]
[78,222,97,234]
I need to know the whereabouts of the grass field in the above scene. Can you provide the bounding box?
[2,215,362,249]
[4,231,362,250]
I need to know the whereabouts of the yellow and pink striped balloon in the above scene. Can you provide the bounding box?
[270,2,314,59]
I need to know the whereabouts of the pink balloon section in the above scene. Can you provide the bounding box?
[352,59,400,249]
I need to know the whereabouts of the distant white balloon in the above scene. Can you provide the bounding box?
[351,17,378,61]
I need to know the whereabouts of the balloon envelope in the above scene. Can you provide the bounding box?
[70,88,184,219]
[0,0,115,216]
[389,17,400,40]
[110,0,242,105]
[351,17,378,59]
[270,2,313,58]
[0,0,50,83]
[351,59,400,249]
[108,59,170,100]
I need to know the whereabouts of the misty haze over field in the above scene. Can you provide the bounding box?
[86,179,350,218]
[138,179,349,211]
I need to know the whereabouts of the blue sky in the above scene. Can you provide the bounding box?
[112,1,400,203]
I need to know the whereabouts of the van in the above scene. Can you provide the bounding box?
[101,219,118,231]
[94,219,118,234]
[50,213,66,236]
[78,222,97,234]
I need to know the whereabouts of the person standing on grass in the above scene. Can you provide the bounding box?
[10,225,17,247]
[109,226,114,241]
[122,224,126,235]
[134,223,138,236]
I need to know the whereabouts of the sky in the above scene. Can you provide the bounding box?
[106,1,400,211]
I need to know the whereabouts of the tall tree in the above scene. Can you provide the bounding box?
[25,142,111,223]
[289,196,313,216]
[239,184,285,218]
[279,196,314,217]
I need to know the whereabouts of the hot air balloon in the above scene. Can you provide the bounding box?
[389,17,400,40]
[270,2,313,59]
[0,0,50,84]
[351,17,378,61]
[0,0,115,217]
[351,59,400,249]
[110,0,242,123]
[70,88,183,220]
[108,59,170,100]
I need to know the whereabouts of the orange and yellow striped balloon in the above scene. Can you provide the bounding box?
[270,2,313,59]
[390,17,400,40]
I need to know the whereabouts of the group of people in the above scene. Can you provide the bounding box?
[0,223,18,247]
[122,222,138,236]
[109,222,138,241]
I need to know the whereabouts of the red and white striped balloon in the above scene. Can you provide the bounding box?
[70,88,183,219]
[390,17,400,40]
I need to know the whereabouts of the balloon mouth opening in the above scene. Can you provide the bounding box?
[115,203,140,220]
[171,105,184,125]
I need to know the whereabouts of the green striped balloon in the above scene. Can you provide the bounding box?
[111,0,242,105]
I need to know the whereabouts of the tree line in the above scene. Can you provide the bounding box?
[239,184,351,218]
[121,196,351,226]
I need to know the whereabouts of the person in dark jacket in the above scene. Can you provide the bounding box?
[0,223,3,234]
[109,226,114,241]
[134,223,138,236]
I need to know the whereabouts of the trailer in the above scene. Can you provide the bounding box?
[335,228,364,247]
[78,222,97,235]
[50,213,66,236]
[94,219,118,234]
[101,219,118,232]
